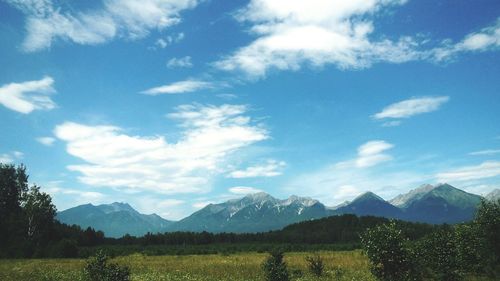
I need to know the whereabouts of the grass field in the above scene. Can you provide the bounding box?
[0,250,493,281]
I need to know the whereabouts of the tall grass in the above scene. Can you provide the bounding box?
[0,250,493,281]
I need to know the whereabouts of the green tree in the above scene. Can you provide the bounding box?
[0,164,29,257]
[305,254,324,277]
[84,250,130,281]
[23,185,57,248]
[262,250,290,281]
[417,228,463,281]
[475,199,500,262]
[361,221,420,281]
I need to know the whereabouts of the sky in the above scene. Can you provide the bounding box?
[0,0,499,220]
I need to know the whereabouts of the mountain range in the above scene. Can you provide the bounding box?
[56,202,173,237]
[56,184,499,238]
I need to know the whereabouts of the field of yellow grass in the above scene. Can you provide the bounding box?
[0,250,374,281]
[0,250,493,281]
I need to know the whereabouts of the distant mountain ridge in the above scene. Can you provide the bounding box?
[168,192,330,233]
[56,202,173,238]
[57,183,491,237]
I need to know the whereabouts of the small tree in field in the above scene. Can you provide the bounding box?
[305,254,324,277]
[84,250,130,281]
[262,250,289,281]
[361,221,419,281]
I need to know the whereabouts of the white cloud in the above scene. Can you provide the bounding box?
[215,0,424,78]
[0,154,14,164]
[7,0,197,52]
[284,139,406,205]
[0,151,24,164]
[54,104,268,194]
[167,56,193,68]
[469,149,500,156]
[42,181,107,211]
[373,96,449,120]
[36,136,56,146]
[217,93,238,100]
[153,33,185,49]
[432,19,500,61]
[382,120,402,127]
[286,162,428,207]
[141,79,213,95]
[436,161,500,182]
[228,186,264,195]
[228,159,285,178]
[0,76,56,114]
[354,140,394,168]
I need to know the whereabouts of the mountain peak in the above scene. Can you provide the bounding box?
[97,202,136,214]
[243,192,274,202]
[390,184,436,207]
[282,195,318,207]
[353,191,384,202]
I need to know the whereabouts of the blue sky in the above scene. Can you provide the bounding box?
[1,0,499,220]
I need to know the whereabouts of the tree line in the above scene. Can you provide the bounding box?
[0,163,466,259]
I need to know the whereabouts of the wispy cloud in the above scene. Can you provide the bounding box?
[36,136,56,146]
[436,161,500,182]
[154,33,185,49]
[284,139,411,205]
[373,96,449,120]
[229,186,264,195]
[469,149,500,156]
[432,19,500,61]
[0,76,56,114]
[167,56,193,68]
[228,159,285,178]
[141,79,213,95]
[6,0,197,52]
[215,0,423,78]
[0,151,24,164]
[354,140,394,168]
[54,104,268,194]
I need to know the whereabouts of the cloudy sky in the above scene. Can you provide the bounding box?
[1,0,499,220]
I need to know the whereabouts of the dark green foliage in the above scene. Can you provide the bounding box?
[84,250,130,281]
[475,199,500,262]
[361,221,420,281]
[0,164,57,258]
[52,239,79,258]
[417,228,463,281]
[454,223,488,274]
[262,250,289,281]
[305,254,324,277]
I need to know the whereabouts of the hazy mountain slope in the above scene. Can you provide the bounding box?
[57,202,174,238]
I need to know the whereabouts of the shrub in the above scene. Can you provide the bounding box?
[84,250,130,281]
[417,228,463,281]
[262,250,289,281]
[360,221,420,281]
[305,254,324,277]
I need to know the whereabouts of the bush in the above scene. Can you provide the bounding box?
[84,250,130,281]
[361,221,420,281]
[305,254,324,277]
[417,228,463,281]
[262,250,289,281]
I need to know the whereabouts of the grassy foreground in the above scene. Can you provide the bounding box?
[0,250,375,281]
[0,250,493,281]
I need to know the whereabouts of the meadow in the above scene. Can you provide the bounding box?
[0,250,495,281]
[0,250,375,281]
